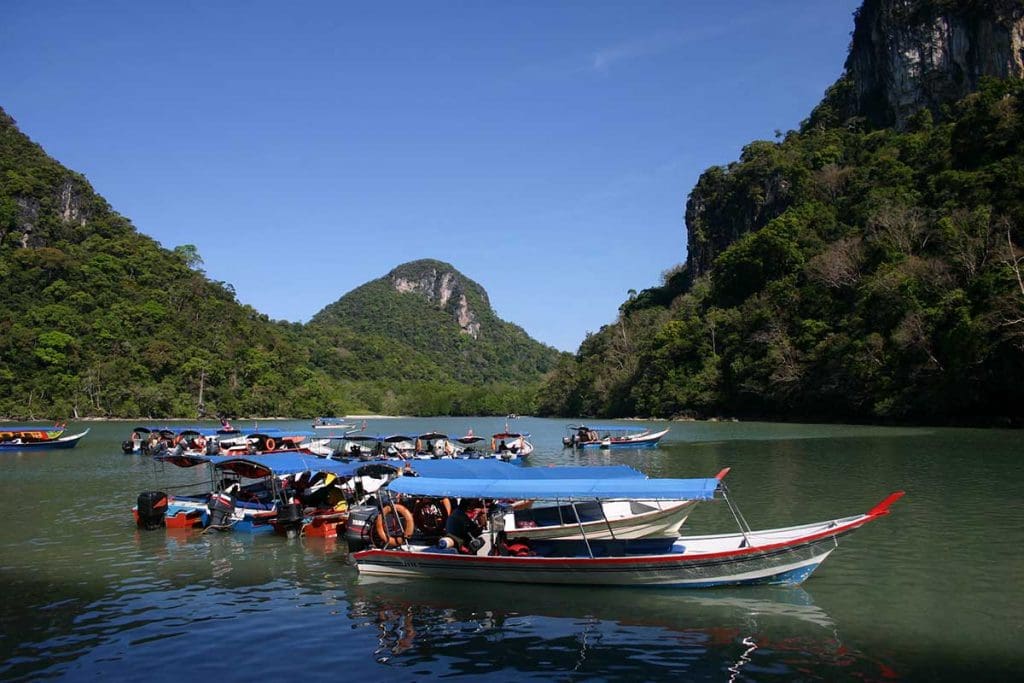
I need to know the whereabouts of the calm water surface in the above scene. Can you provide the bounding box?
[1,418,1022,681]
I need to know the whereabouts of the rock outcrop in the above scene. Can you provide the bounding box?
[835,0,1024,128]
[684,0,1024,280]
[388,260,484,338]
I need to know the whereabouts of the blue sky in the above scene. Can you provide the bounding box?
[2,0,861,351]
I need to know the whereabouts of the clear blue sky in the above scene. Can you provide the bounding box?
[2,0,861,351]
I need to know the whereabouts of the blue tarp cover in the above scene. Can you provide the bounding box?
[406,460,643,480]
[385,475,721,500]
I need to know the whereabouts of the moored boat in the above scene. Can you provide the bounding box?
[353,474,905,588]
[489,431,534,459]
[0,423,67,443]
[312,416,358,430]
[0,427,87,451]
[564,425,670,449]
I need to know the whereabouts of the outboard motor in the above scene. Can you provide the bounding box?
[276,502,305,539]
[136,491,168,530]
[206,492,236,530]
[344,505,379,552]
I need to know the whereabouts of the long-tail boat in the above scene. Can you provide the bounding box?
[0,424,88,451]
[353,471,905,588]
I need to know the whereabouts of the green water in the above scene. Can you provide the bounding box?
[0,418,1021,681]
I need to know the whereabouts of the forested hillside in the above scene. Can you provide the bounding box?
[0,108,557,418]
[538,1,1024,424]
[309,259,561,385]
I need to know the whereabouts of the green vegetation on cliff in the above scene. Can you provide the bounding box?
[0,109,557,419]
[539,78,1024,422]
[308,259,561,385]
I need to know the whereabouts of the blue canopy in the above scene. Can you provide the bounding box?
[572,425,647,432]
[385,475,721,501]
[405,460,644,480]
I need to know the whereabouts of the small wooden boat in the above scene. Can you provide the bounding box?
[353,473,905,588]
[312,417,357,430]
[489,431,534,458]
[564,425,669,449]
[0,428,88,451]
[0,423,67,443]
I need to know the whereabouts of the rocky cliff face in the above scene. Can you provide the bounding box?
[684,146,793,280]
[683,0,1024,280]
[388,259,484,338]
[839,0,1024,128]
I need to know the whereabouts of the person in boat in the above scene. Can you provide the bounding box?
[444,498,485,554]
[497,440,508,452]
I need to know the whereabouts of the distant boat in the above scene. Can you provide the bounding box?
[563,425,669,449]
[0,423,67,443]
[312,417,358,430]
[0,428,89,451]
[490,431,534,458]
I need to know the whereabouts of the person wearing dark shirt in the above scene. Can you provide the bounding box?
[445,498,484,552]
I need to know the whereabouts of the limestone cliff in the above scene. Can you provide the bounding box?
[685,0,1024,281]
[388,260,483,338]
[826,0,1024,129]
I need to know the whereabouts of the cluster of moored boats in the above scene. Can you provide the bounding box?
[121,420,534,460]
[125,420,903,589]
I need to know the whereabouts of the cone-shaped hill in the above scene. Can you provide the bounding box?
[308,259,562,385]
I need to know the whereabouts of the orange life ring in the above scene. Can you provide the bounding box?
[373,504,414,548]
[264,438,276,451]
[412,497,451,534]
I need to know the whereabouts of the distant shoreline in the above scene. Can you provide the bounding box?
[0,415,407,423]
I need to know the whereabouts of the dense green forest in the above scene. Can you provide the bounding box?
[0,108,558,419]
[5,0,1022,424]
[538,77,1024,423]
[309,259,560,385]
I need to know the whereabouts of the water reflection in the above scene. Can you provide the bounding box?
[345,577,898,680]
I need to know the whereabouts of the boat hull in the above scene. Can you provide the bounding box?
[0,429,88,451]
[355,538,835,587]
[354,494,904,589]
[571,428,670,449]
